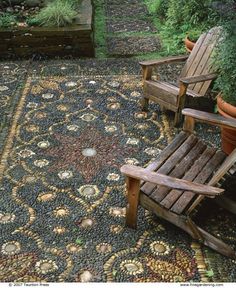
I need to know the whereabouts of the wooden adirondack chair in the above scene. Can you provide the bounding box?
[121,108,236,258]
[140,27,222,126]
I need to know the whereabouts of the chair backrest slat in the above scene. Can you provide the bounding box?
[180,27,222,96]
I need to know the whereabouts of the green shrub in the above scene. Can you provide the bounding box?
[0,13,17,28]
[166,0,217,28]
[145,0,169,19]
[31,0,77,27]
[213,1,236,105]
[159,0,221,52]
[156,0,169,19]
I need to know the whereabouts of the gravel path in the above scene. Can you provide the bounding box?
[104,0,161,56]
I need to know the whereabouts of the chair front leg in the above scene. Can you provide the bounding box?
[125,176,141,229]
[174,82,188,126]
[142,66,152,83]
[140,97,149,111]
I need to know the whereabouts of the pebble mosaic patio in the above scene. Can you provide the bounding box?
[0,61,235,282]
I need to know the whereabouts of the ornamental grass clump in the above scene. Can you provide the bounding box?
[0,13,17,28]
[33,0,77,27]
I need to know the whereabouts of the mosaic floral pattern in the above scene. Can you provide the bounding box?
[0,69,234,282]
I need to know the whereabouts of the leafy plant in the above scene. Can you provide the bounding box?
[213,0,236,106]
[31,0,77,27]
[145,0,169,19]
[166,0,218,28]
[186,29,202,42]
[214,21,236,105]
[0,13,17,28]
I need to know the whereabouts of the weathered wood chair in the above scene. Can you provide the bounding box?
[121,108,236,258]
[139,27,222,126]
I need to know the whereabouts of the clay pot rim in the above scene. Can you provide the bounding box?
[184,35,196,44]
[184,36,195,52]
[217,94,236,118]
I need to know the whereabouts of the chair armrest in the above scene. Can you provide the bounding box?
[139,55,188,67]
[182,108,236,130]
[120,164,224,196]
[179,73,218,85]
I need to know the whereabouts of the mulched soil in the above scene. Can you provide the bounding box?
[107,36,161,56]
[0,2,41,27]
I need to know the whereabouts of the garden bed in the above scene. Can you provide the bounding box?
[0,0,94,58]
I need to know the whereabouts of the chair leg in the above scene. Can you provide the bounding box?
[174,94,187,126]
[140,194,236,258]
[174,109,182,126]
[125,177,141,229]
[140,97,149,111]
[160,105,167,112]
[214,195,236,215]
[186,219,236,259]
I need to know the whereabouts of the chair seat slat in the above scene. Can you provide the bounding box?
[141,134,197,195]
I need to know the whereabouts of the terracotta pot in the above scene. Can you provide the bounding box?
[184,36,195,52]
[217,95,236,154]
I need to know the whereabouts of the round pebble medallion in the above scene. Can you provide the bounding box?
[106,173,120,181]
[35,260,58,275]
[109,207,126,217]
[0,85,9,91]
[80,218,94,228]
[108,81,120,88]
[125,158,139,165]
[18,149,35,158]
[58,170,73,180]
[107,102,120,110]
[96,243,112,254]
[120,260,144,275]
[65,81,77,87]
[26,124,39,133]
[150,241,170,255]
[37,193,56,202]
[130,91,141,97]
[79,270,93,282]
[27,102,38,109]
[53,207,70,218]
[37,141,50,149]
[80,113,96,121]
[82,148,97,157]
[105,125,117,133]
[53,226,66,234]
[2,241,21,255]
[42,93,54,99]
[34,159,49,168]
[67,124,79,131]
[0,213,15,224]
[78,185,99,198]
[66,243,82,254]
